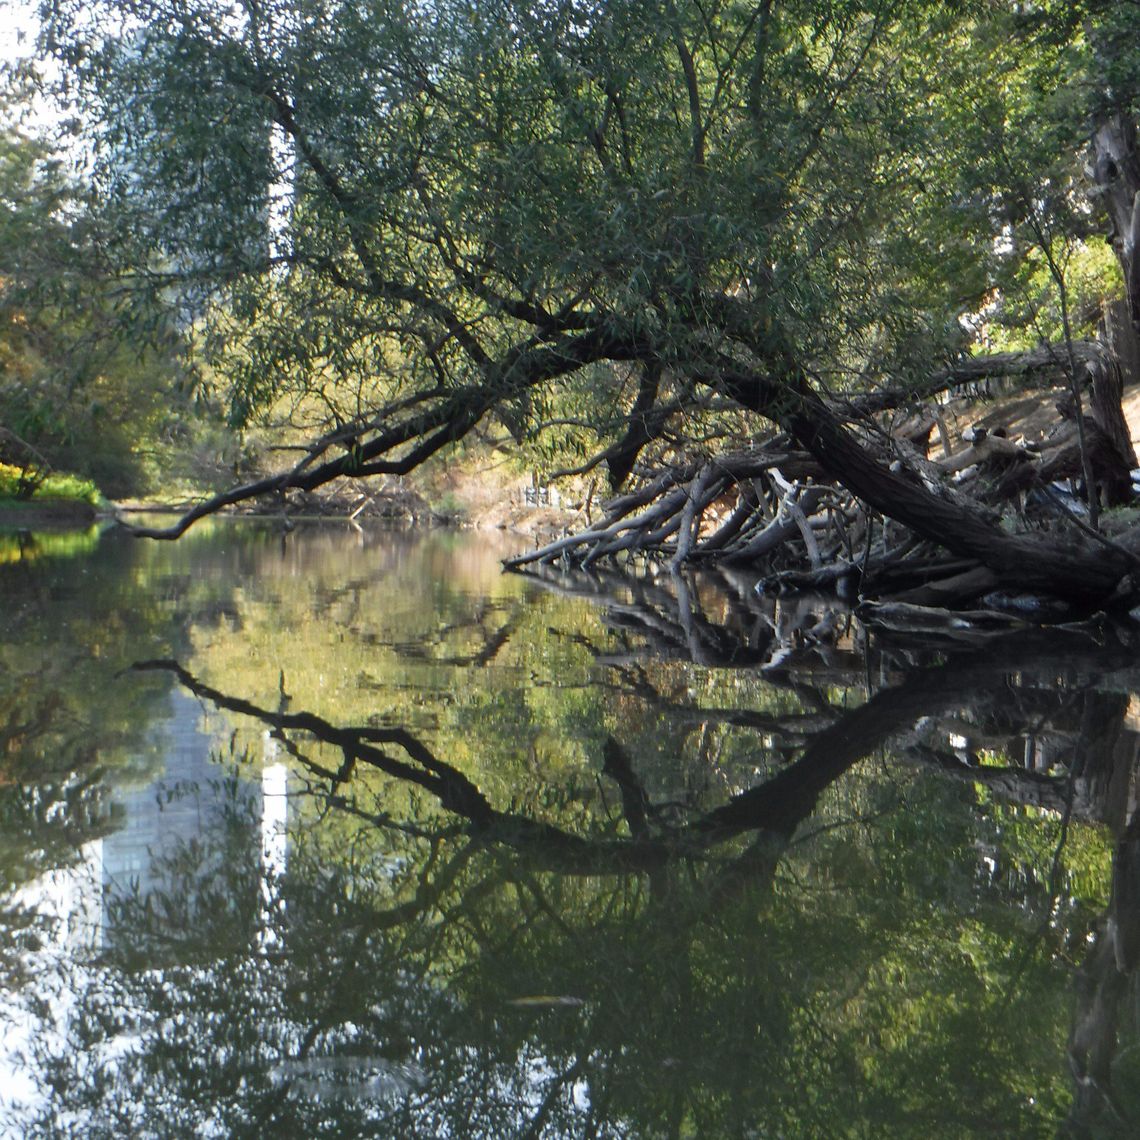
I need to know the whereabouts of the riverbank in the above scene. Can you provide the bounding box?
[114,464,586,542]
[10,377,1140,544]
[112,494,580,543]
[0,498,100,528]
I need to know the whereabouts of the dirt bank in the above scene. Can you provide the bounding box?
[0,499,99,528]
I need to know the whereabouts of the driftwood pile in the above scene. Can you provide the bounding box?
[506,370,1140,620]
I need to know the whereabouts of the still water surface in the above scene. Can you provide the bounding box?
[1,520,1139,1137]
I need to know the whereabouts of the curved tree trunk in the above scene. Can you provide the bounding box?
[1099,301,1140,467]
[733,372,1132,603]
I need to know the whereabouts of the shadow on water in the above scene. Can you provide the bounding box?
[4,531,1140,1136]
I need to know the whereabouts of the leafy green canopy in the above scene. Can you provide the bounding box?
[35,0,1106,484]
[0,102,235,497]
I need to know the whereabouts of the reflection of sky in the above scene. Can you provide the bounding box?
[0,1,36,60]
[1,840,102,1120]
[103,688,235,902]
[0,684,285,1125]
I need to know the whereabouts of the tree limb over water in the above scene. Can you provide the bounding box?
[36,0,1140,609]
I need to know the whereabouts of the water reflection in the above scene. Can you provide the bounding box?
[1,524,1139,1135]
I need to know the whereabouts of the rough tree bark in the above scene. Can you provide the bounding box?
[1094,113,1140,331]
[726,369,1133,603]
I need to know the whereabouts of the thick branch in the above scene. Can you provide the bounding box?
[128,322,654,539]
[848,342,1108,416]
[718,366,1129,602]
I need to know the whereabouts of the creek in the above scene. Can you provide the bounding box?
[0,520,1135,1137]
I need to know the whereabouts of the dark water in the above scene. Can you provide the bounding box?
[1,521,1138,1137]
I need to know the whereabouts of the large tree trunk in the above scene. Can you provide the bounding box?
[1094,113,1140,332]
[516,357,1136,603]
[1103,299,1140,413]
[1092,115,1140,471]
[729,372,1132,604]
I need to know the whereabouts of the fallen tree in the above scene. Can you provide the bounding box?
[504,343,1140,606]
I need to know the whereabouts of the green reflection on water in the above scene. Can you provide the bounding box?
[0,526,101,566]
[0,521,1136,1137]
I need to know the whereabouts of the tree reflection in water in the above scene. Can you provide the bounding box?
[10,564,1140,1138]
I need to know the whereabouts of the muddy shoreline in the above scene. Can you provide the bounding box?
[0,499,100,528]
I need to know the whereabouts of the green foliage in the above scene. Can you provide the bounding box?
[0,95,243,498]
[984,240,1122,352]
[0,525,99,564]
[0,461,102,504]
[25,0,1130,488]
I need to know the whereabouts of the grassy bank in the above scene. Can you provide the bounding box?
[0,463,106,527]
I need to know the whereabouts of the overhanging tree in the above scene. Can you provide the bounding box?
[0,91,238,497]
[32,0,1140,602]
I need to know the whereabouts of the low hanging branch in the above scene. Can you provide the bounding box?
[505,449,808,569]
[508,341,1140,611]
[847,340,1110,417]
[119,297,1136,606]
